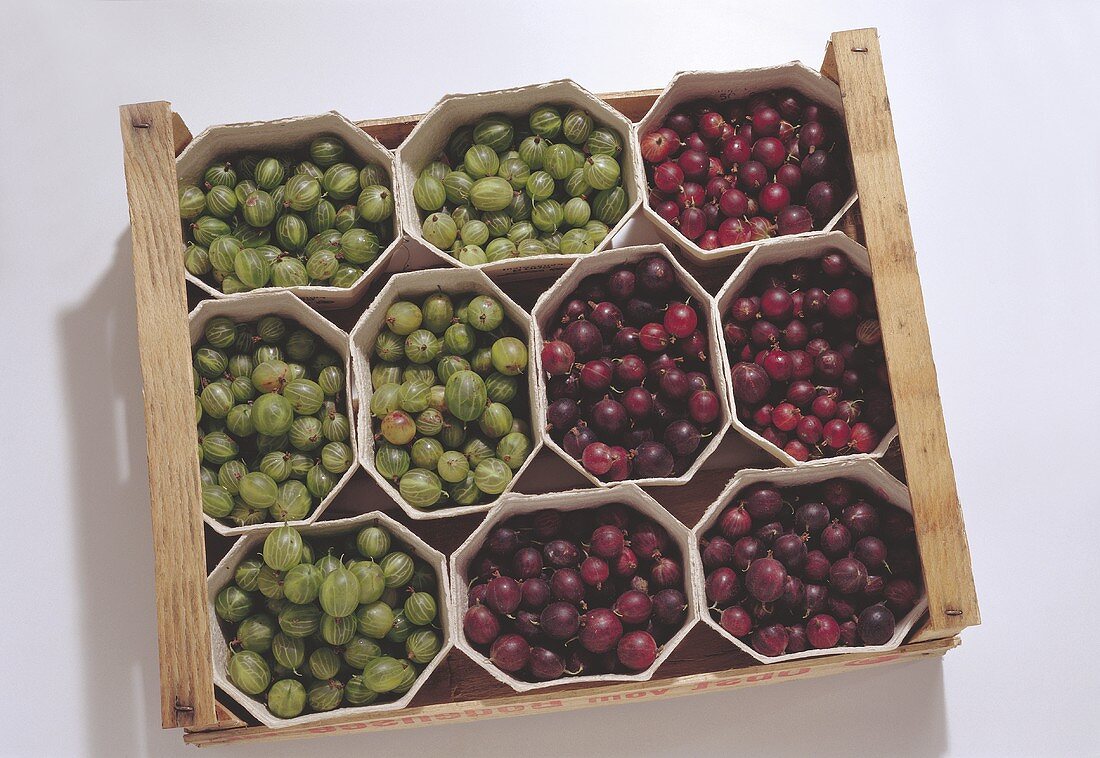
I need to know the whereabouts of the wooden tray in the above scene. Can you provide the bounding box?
[118,28,979,747]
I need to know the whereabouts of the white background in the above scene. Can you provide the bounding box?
[2,1,1098,756]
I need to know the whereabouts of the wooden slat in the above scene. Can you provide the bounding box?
[824,30,980,639]
[120,102,218,728]
[186,701,249,733]
[171,111,193,155]
[185,638,957,746]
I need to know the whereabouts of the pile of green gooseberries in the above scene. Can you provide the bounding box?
[369,291,533,509]
[217,524,444,719]
[180,136,395,293]
[412,105,630,264]
[194,314,352,527]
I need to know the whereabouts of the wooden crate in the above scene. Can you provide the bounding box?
[119,28,979,747]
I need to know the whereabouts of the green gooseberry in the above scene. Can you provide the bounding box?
[473,457,513,495]
[413,175,446,211]
[241,190,277,227]
[356,600,395,640]
[468,177,513,212]
[484,372,518,403]
[560,227,595,255]
[179,185,206,219]
[422,212,458,249]
[284,378,324,414]
[506,221,536,245]
[359,162,388,188]
[484,237,517,262]
[469,346,494,375]
[420,292,454,333]
[497,156,530,190]
[288,416,324,451]
[225,404,254,437]
[322,162,361,200]
[357,185,395,223]
[478,402,513,438]
[542,144,576,180]
[442,170,473,205]
[309,136,346,167]
[507,191,531,221]
[321,441,353,474]
[466,295,504,331]
[330,264,363,288]
[496,431,531,470]
[267,678,307,719]
[517,238,548,257]
[253,157,284,190]
[406,628,441,664]
[398,468,442,509]
[344,636,382,669]
[458,245,487,266]
[205,185,238,219]
[306,197,337,233]
[482,210,512,238]
[528,106,562,139]
[450,473,481,506]
[306,249,339,281]
[462,141,501,179]
[385,301,423,336]
[518,135,547,169]
[593,186,628,225]
[525,170,555,201]
[370,383,402,418]
[305,464,334,499]
[228,650,270,696]
[415,407,444,437]
[404,329,442,364]
[201,431,239,465]
[237,613,277,652]
[460,219,490,247]
[462,436,494,467]
[380,410,416,445]
[584,154,621,191]
[374,331,405,363]
[234,557,263,592]
[282,562,323,605]
[410,437,443,470]
[472,114,514,153]
[371,361,403,387]
[184,243,211,277]
[271,257,309,287]
[201,483,234,519]
[380,551,415,588]
[531,199,564,232]
[443,323,476,355]
[271,479,312,521]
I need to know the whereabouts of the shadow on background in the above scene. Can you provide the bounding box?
[59,231,166,756]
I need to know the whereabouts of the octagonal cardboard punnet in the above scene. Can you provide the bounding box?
[531,243,731,488]
[450,485,700,692]
[691,457,929,664]
[395,79,643,279]
[190,290,358,536]
[714,232,899,466]
[207,510,453,729]
[634,64,858,267]
[349,268,543,521]
[177,111,405,310]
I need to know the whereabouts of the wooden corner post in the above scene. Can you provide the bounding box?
[120,102,218,728]
[822,29,980,640]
